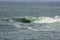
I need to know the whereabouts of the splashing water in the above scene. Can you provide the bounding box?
[34,16,60,23]
[1,16,60,24]
[0,16,60,31]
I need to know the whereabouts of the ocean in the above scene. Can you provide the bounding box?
[0,1,60,40]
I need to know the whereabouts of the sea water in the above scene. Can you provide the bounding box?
[0,1,60,40]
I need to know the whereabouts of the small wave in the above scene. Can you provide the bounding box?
[1,16,60,23]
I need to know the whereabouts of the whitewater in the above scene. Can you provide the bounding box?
[0,16,60,31]
[0,1,60,40]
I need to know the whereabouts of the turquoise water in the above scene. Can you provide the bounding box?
[0,1,60,40]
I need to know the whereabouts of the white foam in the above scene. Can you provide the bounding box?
[2,16,60,24]
[34,16,60,23]
[28,27,39,31]
[46,26,51,28]
[55,16,60,19]
[13,22,21,27]
[9,19,14,22]
[28,27,32,29]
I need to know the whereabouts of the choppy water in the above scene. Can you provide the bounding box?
[0,1,60,40]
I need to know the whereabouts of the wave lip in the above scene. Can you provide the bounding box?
[10,17,40,23]
[10,16,46,23]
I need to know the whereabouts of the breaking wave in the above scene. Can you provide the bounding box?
[0,16,60,31]
[1,16,60,23]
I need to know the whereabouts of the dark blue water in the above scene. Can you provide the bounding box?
[0,1,60,40]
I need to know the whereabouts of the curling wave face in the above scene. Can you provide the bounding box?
[1,16,60,23]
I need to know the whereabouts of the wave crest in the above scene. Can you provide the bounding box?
[1,16,60,23]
